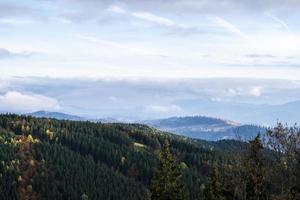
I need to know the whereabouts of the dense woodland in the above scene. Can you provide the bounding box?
[0,114,299,199]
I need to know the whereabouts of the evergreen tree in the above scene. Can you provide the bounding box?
[243,135,268,200]
[203,166,223,200]
[81,193,88,200]
[151,140,188,200]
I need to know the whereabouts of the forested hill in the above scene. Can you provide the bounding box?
[0,114,245,199]
[28,112,266,141]
[144,116,266,141]
[0,114,298,200]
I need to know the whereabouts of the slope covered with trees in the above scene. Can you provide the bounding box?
[0,114,299,199]
[144,116,266,141]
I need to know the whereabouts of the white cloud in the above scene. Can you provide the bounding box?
[78,35,130,49]
[108,5,199,35]
[145,104,183,115]
[210,97,222,102]
[227,88,237,96]
[1,1,299,81]
[266,12,290,32]
[108,5,127,14]
[132,12,199,34]
[109,96,118,102]
[53,17,72,24]
[108,5,176,27]
[212,16,249,40]
[0,18,36,26]
[0,91,60,113]
[132,12,176,27]
[0,48,33,59]
[249,86,263,97]
[77,34,153,55]
[0,80,9,92]
[226,86,263,97]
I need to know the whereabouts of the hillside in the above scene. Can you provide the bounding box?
[144,116,266,141]
[0,114,247,200]
[0,114,298,199]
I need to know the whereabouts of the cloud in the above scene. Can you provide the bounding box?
[52,17,72,25]
[226,86,263,97]
[245,54,277,58]
[2,0,300,26]
[108,5,127,14]
[0,18,37,26]
[0,48,14,58]
[242,54,297,68]
[109,5,200,35]
[227,88,238,96]
[78,35,130,49]
[170,0,300,13]
[2,77,300,123]
[266,12,291,32]
[0,91,60,113]
[0,48,33,59]
[0,2,33,18]
[77,34,155,55]
[67,0,300,14]
[211,16,249,40]
[145,104,183,115]
[132,12,176,27]
[249,86,263,97]
[109,96,118,102]
[0,80,9,92]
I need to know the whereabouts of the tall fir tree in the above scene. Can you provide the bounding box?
[243,135,268,200]
[151,139,188,200]
[203,166,223,200]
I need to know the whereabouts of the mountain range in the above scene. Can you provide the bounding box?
[143,116,266,141]
[28,111,266,141]
[175,99,300,126]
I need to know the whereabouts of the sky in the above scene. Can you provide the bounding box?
[0,0,300,125]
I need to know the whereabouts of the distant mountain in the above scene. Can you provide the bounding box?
[28,111,123,123]
[28,111,84,121]
[175,98,300,126]
[144,116,266,141]
[28,112,266,140]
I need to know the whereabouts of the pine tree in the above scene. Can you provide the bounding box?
[151,140,188,200]
[203,166,223,200]
[243,135,268,200]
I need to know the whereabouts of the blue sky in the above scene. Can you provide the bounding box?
[0,0,300,124]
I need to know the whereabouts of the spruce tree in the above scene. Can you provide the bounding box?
[243,135,268,200]
[203,166,223,200]
[151,140,188,200]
